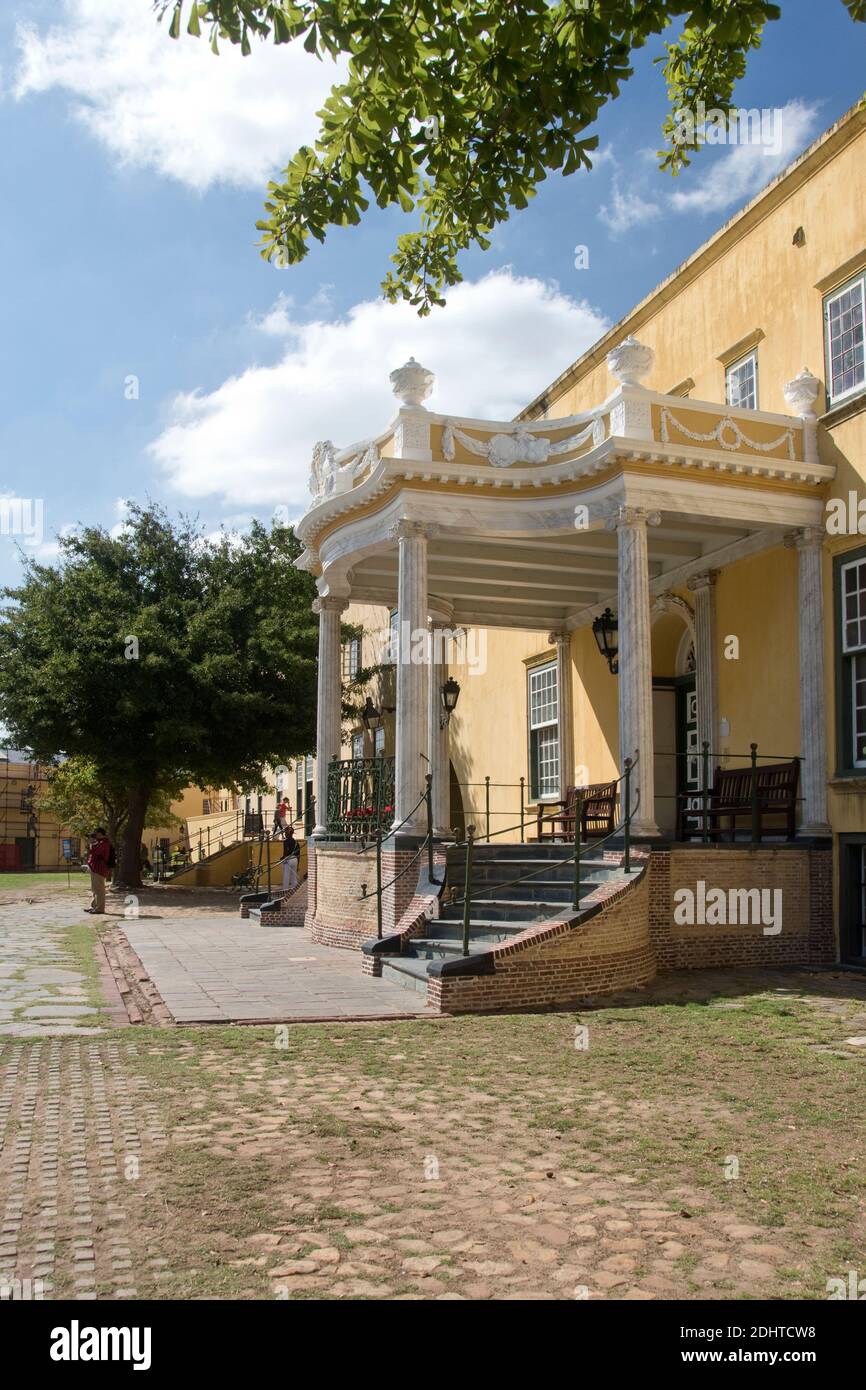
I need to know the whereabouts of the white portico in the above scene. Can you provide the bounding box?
[297,344,833,842]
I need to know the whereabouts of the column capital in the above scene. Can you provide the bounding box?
[312,595,349,617]
[389,519,434,544]
[687,569,718,594]
[606,505,661,533]
[547,629,571,650]
[784,526,824,551]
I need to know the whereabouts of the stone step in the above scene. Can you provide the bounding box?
[410,937,496,960]
[453,880,600,903]
[438,899,570,922]
[380,957,431,993]
[430,922,527,943]
[469,859,613,884]
[449,842,585,862]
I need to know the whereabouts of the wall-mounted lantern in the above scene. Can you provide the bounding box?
[592,608,619,675]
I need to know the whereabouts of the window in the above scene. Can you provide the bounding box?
[839,554,866,769]
[725,351,758,410]
[296,762,304,792]
[388,609,399,663]
[528,661,559,800]
[824,274,865,405]
[305,755,314,784]
[202,798,211,816]
[342,636,361,680]
[351,732,364,760]
[374,725,386,757]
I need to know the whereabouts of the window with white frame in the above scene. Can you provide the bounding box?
[374,725,386,757]
[725,351,758,410]
[841,555,866,768]
[305,755,314,783]
[351,732,364,760]
[528,661,559,800]
[342,636,361,680]
[824,274,865,405]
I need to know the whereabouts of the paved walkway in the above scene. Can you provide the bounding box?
[122,916,431,1021]
[0,899,106,1038]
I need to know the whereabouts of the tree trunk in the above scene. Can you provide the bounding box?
[118,786,151,890]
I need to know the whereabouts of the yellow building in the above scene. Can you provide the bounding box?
[295,103,865,1006]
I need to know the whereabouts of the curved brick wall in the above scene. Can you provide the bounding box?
[307,841,422,950]
[429,866,655,1015]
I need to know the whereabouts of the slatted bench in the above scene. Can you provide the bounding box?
[676,758,799,841]
[535,781,617,842]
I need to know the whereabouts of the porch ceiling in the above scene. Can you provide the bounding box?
[346,516,756,631]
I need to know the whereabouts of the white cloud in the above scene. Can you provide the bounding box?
[669,99,821,214]
[148,270,610,509]
[597,177,661,237]
[13,0,340,189]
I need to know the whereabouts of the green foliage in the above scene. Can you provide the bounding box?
[154,1,864,314]
[39,756,180,841]
[0,503,318,830]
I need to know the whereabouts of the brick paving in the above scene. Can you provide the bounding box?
[0,888,864,1301]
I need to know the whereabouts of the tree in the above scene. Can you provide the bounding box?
[157,1,866,313]
[39,757,181,881]
[0,506,318,888]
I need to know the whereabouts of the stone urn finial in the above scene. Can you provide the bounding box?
[783,367,821,418]
[607,335,654,388]
[390,356,435,409]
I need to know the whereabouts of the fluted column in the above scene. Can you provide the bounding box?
[428,623,451,836]
[392,521,429,835]
[312,593,348,837]
[610,506,660,835]
[550,631,575,794]
[788,527,830,835]
[687,571,718,764]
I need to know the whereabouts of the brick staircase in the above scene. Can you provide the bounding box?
[379,841,626,994]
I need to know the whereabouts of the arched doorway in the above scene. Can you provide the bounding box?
[651,598,696,836]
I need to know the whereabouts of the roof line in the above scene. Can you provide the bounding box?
[517,100,866,421]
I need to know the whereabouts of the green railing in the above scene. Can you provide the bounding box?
[450,756,640,958]
[326,755,396,840]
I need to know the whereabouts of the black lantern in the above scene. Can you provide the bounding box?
[592,607,619,674]
[440,676,461,728]
[361,696,383,733]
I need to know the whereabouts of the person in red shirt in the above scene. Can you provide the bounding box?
[85,828,112,914]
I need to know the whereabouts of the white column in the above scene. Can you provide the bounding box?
[428,623,451,836]
[392,521,429,835]
[312,594,348,837]
[550,631,575,793]
[688,571,718,764]
[789,527,831,835]
[610,506,659,836]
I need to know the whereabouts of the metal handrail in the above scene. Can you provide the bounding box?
[357,776,438,940]
[449,758,641,953]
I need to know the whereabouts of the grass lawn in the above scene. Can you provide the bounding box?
[94,975,866,1301]
[0,871,86,894]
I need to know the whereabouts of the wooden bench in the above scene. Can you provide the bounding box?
[536,782,617,842]
[676,759,799,842]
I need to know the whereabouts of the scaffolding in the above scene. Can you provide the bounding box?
[0,748,65,871]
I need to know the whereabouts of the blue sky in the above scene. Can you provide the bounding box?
[0,0,864,584]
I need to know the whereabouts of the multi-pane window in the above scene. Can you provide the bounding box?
[374,725,386,757]
[528,661,559,800]
[841,556,866,768]
[725,351,758,410]
[351,733,364,760]
[342,637,361,680]
[305,755,314,784]
[295,761,304,814]
[825,276,865,404]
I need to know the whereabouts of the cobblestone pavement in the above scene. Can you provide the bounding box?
[0,901,107,1039]
[0,885,864,1301]
[121,915,431,1021]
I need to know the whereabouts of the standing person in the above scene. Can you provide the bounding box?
[274,797,290,834]
[85,827,112,914]
[280,826,301,893]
